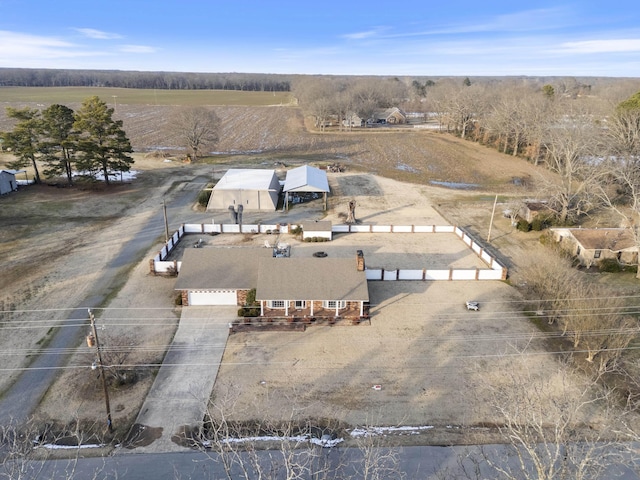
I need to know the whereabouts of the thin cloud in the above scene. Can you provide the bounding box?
[119,44,157,53]
[383,7,575,38]
[342,28,385,40]
[560,39,640,53]
[74,28,122,40]
[0,30,82,60]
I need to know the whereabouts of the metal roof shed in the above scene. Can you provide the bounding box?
[283,165,330,210]
[207,169,281,211]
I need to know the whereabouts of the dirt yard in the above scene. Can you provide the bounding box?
[0,103,630,446]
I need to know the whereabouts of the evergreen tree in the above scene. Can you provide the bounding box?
[40,104,76,185]
[73,96,133,185]
[0,107,43,183]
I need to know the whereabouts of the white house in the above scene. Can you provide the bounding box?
[207,169,281,211]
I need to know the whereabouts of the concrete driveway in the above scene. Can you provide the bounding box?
[124,305,237,453]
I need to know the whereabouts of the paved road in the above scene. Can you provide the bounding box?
[123,306,237,453]
[0,176,209,427]
[21,444,640,479]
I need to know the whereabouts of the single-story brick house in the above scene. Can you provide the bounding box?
[175,247,369,319]
[551,228,638,267]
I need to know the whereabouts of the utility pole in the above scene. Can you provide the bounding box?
[487,194,498,242]
[88,309,113,433]
[162,199,169,243]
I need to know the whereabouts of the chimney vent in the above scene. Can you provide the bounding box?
[356,250,365,271]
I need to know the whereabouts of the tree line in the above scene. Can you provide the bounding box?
[0,96,133,186]
[0,68,291,92]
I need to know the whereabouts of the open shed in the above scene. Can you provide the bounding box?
[283,165,330,210]
[207,169,281,211]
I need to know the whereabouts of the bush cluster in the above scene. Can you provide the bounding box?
[238,307,259,317]
[197,187,213,207]
[304,236,328,242]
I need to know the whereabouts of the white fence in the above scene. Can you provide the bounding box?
[150,223,507,280]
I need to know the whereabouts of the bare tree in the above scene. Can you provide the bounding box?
[0,417,108,480]
[539,104,601,223]
[170,107,220,161]
[472,362,625,480]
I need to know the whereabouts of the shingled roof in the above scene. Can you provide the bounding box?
[174,247,272,290]
[571,228,636,251]
[255,257,368,301]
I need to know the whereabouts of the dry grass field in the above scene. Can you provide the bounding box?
[1,93,637,448]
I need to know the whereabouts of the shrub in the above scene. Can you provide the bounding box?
[290,225,302,235]
[516,220,532,232]
[531,215,550,231]
[599,259,623,273]
[175,293,183,306]
[197,189,212,207]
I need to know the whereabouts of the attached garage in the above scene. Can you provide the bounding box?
[188,289,237,306]
[175,247,272,306]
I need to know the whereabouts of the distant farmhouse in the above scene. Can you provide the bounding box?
[552,228,638,268]
[207,169,281,211]
[342,108,407,128]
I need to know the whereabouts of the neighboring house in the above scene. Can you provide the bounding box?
[207,169,281,211]
[283,165,330,211]
[341,108,407,127]
[0,170,18,195]
[552,228,638,267]
[373,107,407,125]
[519,201,550,223]
[175,247,369,320]
[342,112,365,128]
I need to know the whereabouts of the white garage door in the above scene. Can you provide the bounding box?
[188,290,237,306]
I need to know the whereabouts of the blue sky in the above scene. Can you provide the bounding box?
[0,1,639,76]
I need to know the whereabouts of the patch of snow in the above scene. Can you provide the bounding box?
[396,163,420,173]
[37,443,104,450]
[349,425,434,438]
[203,435,344,448]
[429,180,479,190]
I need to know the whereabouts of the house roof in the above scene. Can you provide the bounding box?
[283,165,330,193]
[174,247,272,290]
[255,257,369,302]
[301,220,332,232]
[570,228,637,252]
[175,247,369,302]
[214,169,278,191]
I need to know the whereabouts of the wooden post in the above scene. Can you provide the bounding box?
[487,194,498,242]
[89,309,113,433]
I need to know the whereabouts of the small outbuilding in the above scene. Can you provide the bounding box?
[283,165,330,210]
[301,220,332,241]
[0,170,19,195]
[207,169,281,211]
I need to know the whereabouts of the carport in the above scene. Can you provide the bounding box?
[283,165,330,211]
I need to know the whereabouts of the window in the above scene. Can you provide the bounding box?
[323,300,346,309]
[594,250,601,259]
[268,300,285,309]
[294,300,306,309]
